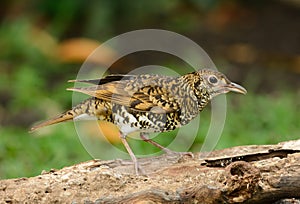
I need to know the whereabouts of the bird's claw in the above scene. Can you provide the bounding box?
[164,149,194,159]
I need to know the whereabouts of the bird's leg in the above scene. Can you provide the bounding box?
[140,133,194,158]
[140,133,176,154]
[119,133,143,175]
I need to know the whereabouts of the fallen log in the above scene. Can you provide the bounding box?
[1,139,300,203]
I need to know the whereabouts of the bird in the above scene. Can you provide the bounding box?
[30,69,247,174]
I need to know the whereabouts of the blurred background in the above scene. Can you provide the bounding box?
[0,0,299,179]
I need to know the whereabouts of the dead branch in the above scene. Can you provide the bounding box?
[1,139,300,203]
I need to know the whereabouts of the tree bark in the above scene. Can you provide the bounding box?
[1,139,300,203]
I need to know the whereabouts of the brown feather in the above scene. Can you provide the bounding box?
[67,82,179,113]
[30,110,74,132]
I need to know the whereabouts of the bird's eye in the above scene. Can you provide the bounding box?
[208,75,218,84]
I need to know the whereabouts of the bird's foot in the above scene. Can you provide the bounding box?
[134,162,145,176]
[115,159,145,175]
[164,149,194,159]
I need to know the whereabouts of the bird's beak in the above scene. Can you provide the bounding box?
[226,82,247,94]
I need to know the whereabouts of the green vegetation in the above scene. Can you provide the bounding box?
[216,92,299,149]
[0,126,90,179]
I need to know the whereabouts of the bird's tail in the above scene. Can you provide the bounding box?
[30,109,75,132]
[30,97,112,132]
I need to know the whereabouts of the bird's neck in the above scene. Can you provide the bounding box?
[196,91,210,112]
[180,73,211,112]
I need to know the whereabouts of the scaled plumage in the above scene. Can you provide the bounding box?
[31,69,247,174]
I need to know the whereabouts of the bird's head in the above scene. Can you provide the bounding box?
[195,69,247,99]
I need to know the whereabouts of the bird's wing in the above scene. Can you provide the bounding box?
[68,75,180,113]
[68,75,136,85]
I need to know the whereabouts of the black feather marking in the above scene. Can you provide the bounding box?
[69,75,136,85]
[130,99,143,108]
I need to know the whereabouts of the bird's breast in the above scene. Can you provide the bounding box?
[111,104,187,135]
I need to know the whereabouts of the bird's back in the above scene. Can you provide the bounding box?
[69,73,201,134]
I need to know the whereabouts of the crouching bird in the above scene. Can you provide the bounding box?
[30,69,247,174]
